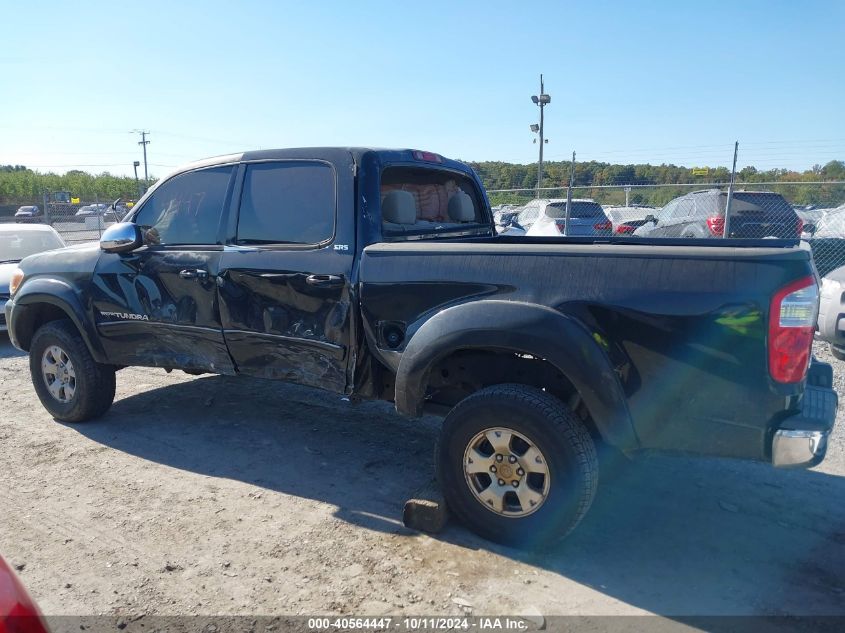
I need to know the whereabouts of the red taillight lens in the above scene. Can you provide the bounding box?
[706,216,725,236]
[768,276,818,384]
[615,224,636,234]
[796,218,804,237]
[593,220,612,231]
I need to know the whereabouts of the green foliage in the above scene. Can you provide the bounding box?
[3,159,844,209]
[0,167,148,204]
[471,159,845,208]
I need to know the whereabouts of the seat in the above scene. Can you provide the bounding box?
[448,191,475,223]
[382,190,417,230]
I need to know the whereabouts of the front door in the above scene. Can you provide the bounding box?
[217,157,355,393]
[91,165,236,373]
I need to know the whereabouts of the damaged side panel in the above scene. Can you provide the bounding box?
[216,251,354,393]
[90,248,235,374]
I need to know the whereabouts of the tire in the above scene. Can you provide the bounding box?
[437,384,598,547]
[831,344,845,362]
[29,319,116,422]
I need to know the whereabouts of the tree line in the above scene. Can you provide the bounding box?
[0,167,146,205]
[2,159,844,209]
[469,159,845,208]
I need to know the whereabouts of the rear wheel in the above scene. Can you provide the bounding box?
[29,320,115,422]
[437,384,598,546]
[831,344,845,362]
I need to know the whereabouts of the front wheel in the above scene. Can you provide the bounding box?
[831,344,845,361]
[437,384,598,547]
[29,320,116,422]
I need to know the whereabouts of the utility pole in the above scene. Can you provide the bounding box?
[530,75,551,198]
[136,130,150,186]
[723,141,739,239]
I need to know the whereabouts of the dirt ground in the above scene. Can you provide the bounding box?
[0,334,843,621]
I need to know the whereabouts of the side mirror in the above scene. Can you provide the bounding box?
[111,197,122,211]
[644,214,657,224]
[100,222,142,253]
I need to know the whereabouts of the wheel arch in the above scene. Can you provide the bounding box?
[394,300,638,451]
[10,278,106,362]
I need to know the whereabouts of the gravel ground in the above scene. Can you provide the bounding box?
[0,335,843,620]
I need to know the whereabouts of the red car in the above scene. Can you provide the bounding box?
[0,557,48,633]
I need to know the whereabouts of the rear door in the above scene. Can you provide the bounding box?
[217,156,356,393]
[91,165,236,372]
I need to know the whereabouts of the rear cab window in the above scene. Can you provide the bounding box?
[379,167,488,240]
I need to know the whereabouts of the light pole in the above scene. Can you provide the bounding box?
[133,161,142,198]
[531,75,551,198]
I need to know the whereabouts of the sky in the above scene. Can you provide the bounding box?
[1,0,844,178]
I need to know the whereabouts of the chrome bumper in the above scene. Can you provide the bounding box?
[772,429,829,468]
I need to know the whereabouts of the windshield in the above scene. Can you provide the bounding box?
[0,230,64,262]
[546,201,605,218]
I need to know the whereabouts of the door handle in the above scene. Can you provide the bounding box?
[179,269,209,280]
[306,274,345,288]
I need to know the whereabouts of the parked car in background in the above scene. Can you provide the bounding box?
[523,199,613,237]
[794,207,824,239]
[810,203,845,238]
[604,205,656,235]
[14,205,43,223]
[817,263,845,360]
[633,190,802,239]
[493,205,527,236]
[75,203,111,217]
[0,224,66,331]
[807,203,845,276]
[0,555,49,633]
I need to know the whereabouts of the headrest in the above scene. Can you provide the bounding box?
[382,190,416,225]
[448,191,475,222]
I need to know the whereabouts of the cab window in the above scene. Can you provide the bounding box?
[134,166,234,246]
[235,161,336,245]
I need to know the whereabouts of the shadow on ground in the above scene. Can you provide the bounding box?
[0,333,26,359]
[69,373,845,618]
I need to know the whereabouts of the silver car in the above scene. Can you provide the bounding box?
[0,224,66,331]
[817,264,845,360]
[522,199,613,237]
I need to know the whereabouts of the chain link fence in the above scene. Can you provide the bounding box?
[0,193,128,245]
[490,181,845,276]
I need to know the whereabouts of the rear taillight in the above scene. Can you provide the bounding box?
[768,276,818,384]
[706,216,725,236]
[615,224,636,234]
[554,220,567,234]
[593,220,612,231]
[796,218,804,237]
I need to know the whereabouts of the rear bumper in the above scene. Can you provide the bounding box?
[772,368,837,468]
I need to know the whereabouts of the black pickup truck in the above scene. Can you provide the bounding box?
[4,148,838,545]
